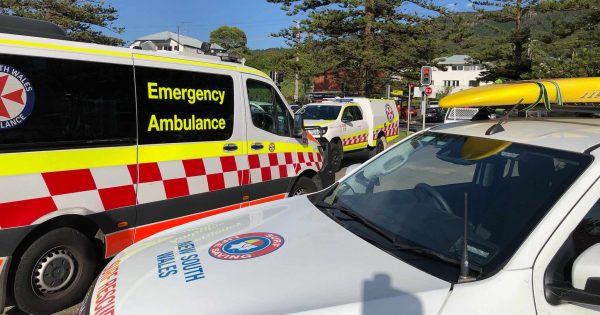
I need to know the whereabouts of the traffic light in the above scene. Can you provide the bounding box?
[269,71,285,85]
[420,66,432,86]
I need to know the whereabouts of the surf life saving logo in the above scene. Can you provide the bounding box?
[385,104,395,122]
[0,65,35,130]
[209,232,284,260]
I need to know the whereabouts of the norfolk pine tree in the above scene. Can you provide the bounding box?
[0,0,125,46]
[267,0,448,97]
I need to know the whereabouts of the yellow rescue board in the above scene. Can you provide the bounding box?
[439,77,600,108]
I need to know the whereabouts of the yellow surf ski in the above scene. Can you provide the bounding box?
[439,77,600,108]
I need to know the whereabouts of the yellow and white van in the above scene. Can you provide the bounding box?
[302,98,400,171]
[0,16,328,314]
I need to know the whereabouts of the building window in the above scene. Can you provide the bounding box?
[469,80,480,87]
[451,65,464,71]
[444,80,460,87]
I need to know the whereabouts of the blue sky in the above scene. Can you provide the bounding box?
[110,0,473,49]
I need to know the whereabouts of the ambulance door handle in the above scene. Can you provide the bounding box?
[223,143,238,152]
[251,143,264,150]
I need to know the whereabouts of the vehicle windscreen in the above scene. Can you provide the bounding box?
[312,132,592,282]
[302,105,342,120]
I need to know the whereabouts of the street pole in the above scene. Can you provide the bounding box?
[293,20,300,103]
[407,87,412,134]
[423,94,427,130]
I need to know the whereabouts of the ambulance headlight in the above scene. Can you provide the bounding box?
[308,127,327,136]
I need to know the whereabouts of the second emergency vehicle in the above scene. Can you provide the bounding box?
[302,98,400,171]
[0,16,327,314]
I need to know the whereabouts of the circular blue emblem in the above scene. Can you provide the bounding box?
[209,232,284,260]
[0,65,35,130]
[223,236,272,254]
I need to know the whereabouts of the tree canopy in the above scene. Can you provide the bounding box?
[0,0,125,46]
[209,26,248,54]
[268,0,450,97]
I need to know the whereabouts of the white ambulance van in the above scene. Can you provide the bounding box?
[0,16,328,314]
[302,98,400,171]
[83,78,600,315]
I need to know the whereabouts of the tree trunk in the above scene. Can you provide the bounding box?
[363,0,375,96]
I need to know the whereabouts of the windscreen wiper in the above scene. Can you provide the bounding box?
[389,242,479,270]
[313,200,482,279]
[313,200,397,244]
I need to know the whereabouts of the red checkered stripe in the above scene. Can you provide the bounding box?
[373,120,400,140]
[0,152,322,229]
[342,132,369,147]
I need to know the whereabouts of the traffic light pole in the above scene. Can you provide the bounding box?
[423,94,427,131]
[407,88,412,135]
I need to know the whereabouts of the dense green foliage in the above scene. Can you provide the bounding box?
[266,0,451,97]
[256,0,599,101]
[209,26,249,55]
[447,0,600,80]
[0,0,124,46]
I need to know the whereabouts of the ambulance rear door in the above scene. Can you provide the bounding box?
[132,54,247,241]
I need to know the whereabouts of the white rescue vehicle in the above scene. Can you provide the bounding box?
[302,98,400,171]
[83,79,600,315]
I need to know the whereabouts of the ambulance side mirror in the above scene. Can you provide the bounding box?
[293,113,304,138]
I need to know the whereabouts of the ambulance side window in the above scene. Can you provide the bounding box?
[341,107,354,121]
[247,79,292,137]
[0,54,136,152]
[352,107,363,120]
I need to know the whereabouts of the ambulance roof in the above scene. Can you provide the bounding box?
[0,32,270,79]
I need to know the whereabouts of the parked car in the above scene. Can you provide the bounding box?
[82,79,600,315]
[423,107,446,122]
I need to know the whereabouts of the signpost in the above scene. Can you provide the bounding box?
[419,67,433,131]
[407,83,415,135]
[424,86,433,96]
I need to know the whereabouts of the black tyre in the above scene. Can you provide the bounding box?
[329,140,343,172]
[13,227,97,315]
[369,135,387,158]
[290,176,318,196]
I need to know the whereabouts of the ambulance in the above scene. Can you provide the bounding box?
[83,78,600,315]
[0,16,328,314]
[301,98,400,171]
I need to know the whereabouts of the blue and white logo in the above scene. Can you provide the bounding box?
[209,232,284,260]
[0,65,35,130]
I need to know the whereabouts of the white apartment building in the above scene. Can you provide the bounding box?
[129,31,226,56]
[430,55,491,96]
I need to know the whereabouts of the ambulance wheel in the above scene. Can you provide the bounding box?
[329,141,343,172]
[369,135,386,158]
[290,176,318,196]
[13,227,97,314]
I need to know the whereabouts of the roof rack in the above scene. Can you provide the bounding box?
[136,39,246,64]
[0,14,67,40]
